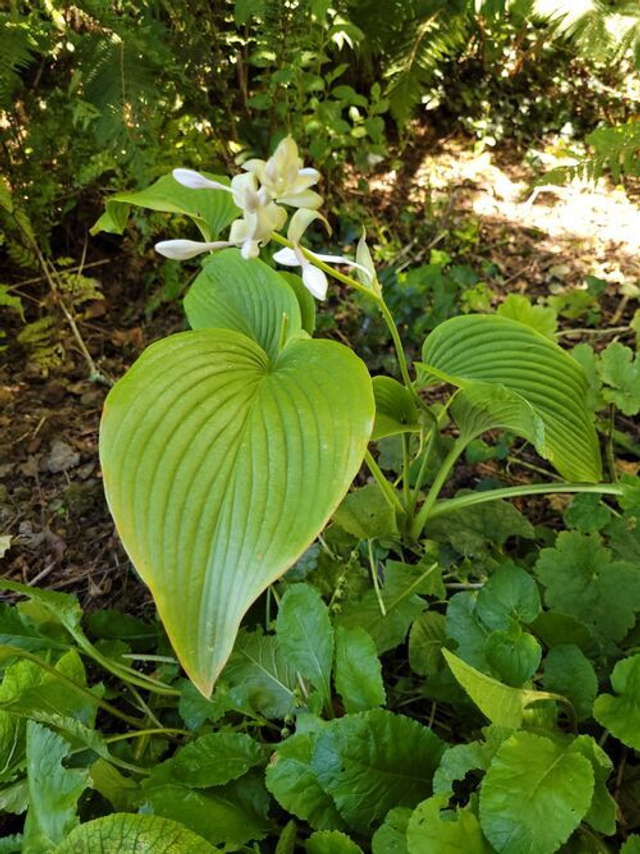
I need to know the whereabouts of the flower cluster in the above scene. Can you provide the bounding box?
[155,137,368,300]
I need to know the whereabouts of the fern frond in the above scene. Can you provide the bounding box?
[0,16,36,108]
[385,8,472,124]
[544,120,640,185]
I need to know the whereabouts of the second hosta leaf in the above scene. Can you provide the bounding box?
[420,315,601,481]
[100,329,374,695]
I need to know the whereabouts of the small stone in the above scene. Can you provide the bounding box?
[47,440,80,473]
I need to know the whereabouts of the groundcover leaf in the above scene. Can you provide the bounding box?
[23,722,88,853]
[409,611,447,676]
[306,830,365,853]
[311,709,445,835]
[408,794,493,853]
[593,653,640,750]
[372,807,411,853]
[266,724,346,831]
[334,625,386,713]
[147,731,267,788]
[475,563,540,631]
[222,628,297,719]
[420,314,601,481]
[142,772,273,846]
[277,584,334,709]
[52,813,220,853]
[333,483,398,539]
[597,341,640,416]
[479,732,594,854]
[543,645,597,721]
[101,325,374,694]
[535,532,640,643]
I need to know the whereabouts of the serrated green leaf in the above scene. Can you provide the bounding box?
[497,294,557,339]
[0,836,21,854]
[621,837,640,853]
[594,654,640,750]
[480,733,594,854]
[23,722,88,853]
[266,725,346,831]
[563,493,612,533]
[332,625,385,713]
[222,628,297,719]
[184,250,302,359]
[277,585,334,709]
[312,710,445,835]
[433,741,496,797]
[372,807,411,854]
[101,326,373,695]
[420,315,601,481]
[409,611,446,676]
[333,483,398,539]
[535,532,640,643]
[443,649,559,728]
[52,813,220,853]
[142,772,273,846]
[371,376,420,440]
[408,794,492,853]
[428,501,534,559]
[0,580,82,635]
[88,759,139,813]
[306,830,364,853]
[597,342,640,416]
[147,732,266,788]
[91,172,239,240]
[543,645,597,721]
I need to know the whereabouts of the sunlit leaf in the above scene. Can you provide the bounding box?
[420,315,601,481]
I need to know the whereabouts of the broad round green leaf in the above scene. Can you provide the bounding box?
[100,329,374,695]
[185,251,302,359]
[420,315,601,481]
[54,814,219,854]
[479,732,594,854]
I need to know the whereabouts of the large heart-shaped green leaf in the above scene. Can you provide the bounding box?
[100,329,374,695]
[91,173,239,240]
[420,315,601,481]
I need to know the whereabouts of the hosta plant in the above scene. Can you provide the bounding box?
[93,137,621,697]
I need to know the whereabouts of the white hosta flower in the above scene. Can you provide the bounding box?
[155,239,231,260]
[173,169,268,213]
[229,202,287,260]
[242,137,322,209]
[273,209,372,300]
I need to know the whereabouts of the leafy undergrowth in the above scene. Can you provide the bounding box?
[1,481,640,853]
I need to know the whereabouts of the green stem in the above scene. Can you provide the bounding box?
[368,540,387,616]
[425,482,623,522]
[364,449,405,515]
[402,434,412,510]
[73,633,180,697]
[270,233,418,401]
[106,727,191,744]
[411,438,467,538]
